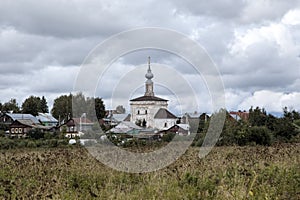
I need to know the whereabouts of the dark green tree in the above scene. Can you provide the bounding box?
[249,106,267,126]
[283,107,300,122]
[40,96,49,113]
[246,126,273,146]
[72,92,86,118]
[94,97,106,120]
[73,94,106,121]
[273,118,297,140]
[2,99,20,113]
[51,94,72,122]
[21,96,41,116]
[142,119,147,127]
[51,93,106,123]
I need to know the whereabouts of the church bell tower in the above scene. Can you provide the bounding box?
[145,56,154,96]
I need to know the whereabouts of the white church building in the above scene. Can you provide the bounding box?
[130,57,178,130]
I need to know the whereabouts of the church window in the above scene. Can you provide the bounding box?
[137,110,140,115]
[164,122,167,127]
[145,110,147,114]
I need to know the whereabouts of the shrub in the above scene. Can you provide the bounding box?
[26,140,37,148]
[246,126,273,146]
[161,132,175,142]
[273,118,298,140]
[27,129,44,139]
[0,137,16,149]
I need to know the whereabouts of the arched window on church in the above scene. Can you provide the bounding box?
[145,110,147,114]
[164,122,167,127]
[137,110,140,115]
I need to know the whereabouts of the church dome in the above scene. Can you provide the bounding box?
[145,70,153,79]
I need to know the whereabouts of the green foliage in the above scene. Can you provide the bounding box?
[249,106,267,126]
[27,129,45,139]
[0,144,299,199]
[216,107,299,146]
[1,99,20,113]
[135,119,141,126]
[51,94,72,122]
[0,130,5,137]
[246,126,273,146]
[0,137,70,149]
[161,132,175,142]
[40,96,49,113]
[294,119,300,127]
[21,96,41,116]
[51,93,106,123]
[142,119,147,127]
[95,97,106,119]
[0,124,9,131]
[273,118,298,140]
[21,95,49,116]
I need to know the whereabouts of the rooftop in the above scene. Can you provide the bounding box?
[154,108,177,119]
[130,95,168,102]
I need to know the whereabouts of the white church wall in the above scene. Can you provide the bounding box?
[130,100,168,128]
[154,118,177,130]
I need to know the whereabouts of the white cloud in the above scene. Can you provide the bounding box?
[282,9,300,25]
[239,90,300,112]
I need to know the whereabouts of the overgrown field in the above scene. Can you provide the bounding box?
[0,143,299,199]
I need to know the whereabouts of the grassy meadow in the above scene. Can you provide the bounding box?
[0,143,299,199]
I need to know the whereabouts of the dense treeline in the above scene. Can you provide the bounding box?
[0,93,106,122]
[193,107,300,146]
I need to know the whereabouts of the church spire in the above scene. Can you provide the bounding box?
[145,56,154,96]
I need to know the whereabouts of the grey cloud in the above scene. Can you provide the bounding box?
[0,0,299,113]
[172,0,246,19]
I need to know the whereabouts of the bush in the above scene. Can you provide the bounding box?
[0,137,16,149]
[0,130,5,137]
[273,118,298,140]
[26,140,37,148]
[246,126,273,146]
[27,129,44,139]
[161,132,175,142]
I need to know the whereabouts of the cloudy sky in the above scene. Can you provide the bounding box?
[0,0,300,115]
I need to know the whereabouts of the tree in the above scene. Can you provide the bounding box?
[273,118,297,140]
[95,97,106,120]
[246,126,273,146]
[21,96,41,116]
[73,94,106,121]
[116,105,126,114]
[51,93,106,122]
[142,119,147,127]
[51,94,72,122]
[249,106,267,126]
[2,99,20,113]
[283,107,300,122]
[72,92,86,117]
[40,96,49,113]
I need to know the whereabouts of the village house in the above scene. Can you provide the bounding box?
[164,124,190,136]
[229,111,249,121]
[0,113,40,128]
[60,117,94,138]
[36,113,58,127]
[9,119,52,138]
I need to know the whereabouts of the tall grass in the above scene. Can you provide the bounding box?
[0,143,299,199]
